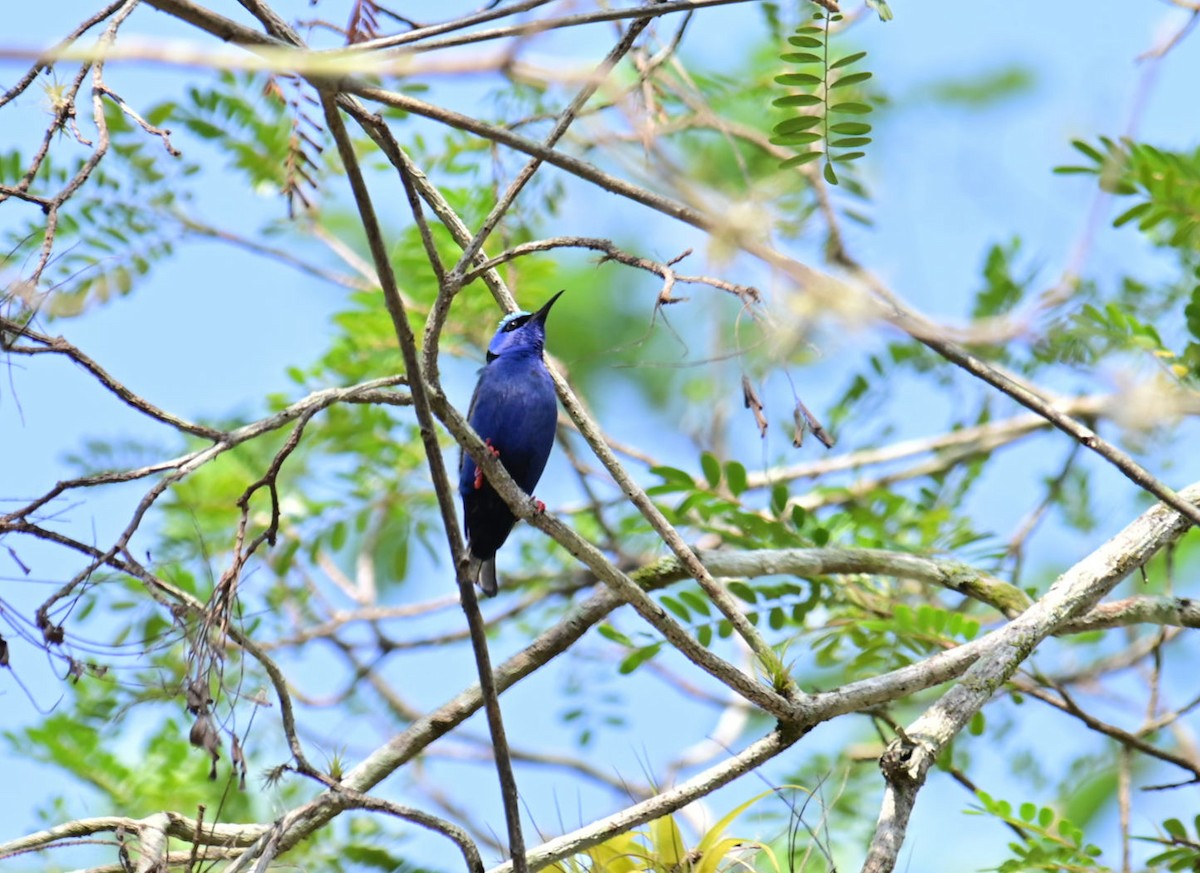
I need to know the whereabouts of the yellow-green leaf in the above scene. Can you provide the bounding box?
[696,837,752,873]
[650,815,686,868]
[586,832,641,873]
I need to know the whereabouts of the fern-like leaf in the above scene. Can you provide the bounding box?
[771,10,876,186]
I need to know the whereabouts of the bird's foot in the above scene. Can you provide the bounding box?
[473,439,503,490]
[532,498,546,514]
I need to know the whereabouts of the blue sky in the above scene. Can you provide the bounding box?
[4,1,1200,870]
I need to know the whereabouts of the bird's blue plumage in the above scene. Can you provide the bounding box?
[459,291,563,595]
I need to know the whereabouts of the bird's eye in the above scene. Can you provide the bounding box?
[503,315,528,332]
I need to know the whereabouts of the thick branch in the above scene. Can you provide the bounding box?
[859,479,1200,873]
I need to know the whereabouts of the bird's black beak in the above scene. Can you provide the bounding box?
[532,289,565,325]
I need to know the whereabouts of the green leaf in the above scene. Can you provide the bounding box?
[727,581,756,603]
[661,595,691,622]
[831,137,873,148]
[770,482,789,516]
[700,452,721,488]
[183,118,224,140]
[830,101,873,114]
[781,52,823,64]
[1112,201,1153,228]
[1164,818,1187,840]
[823,161,839,184]
[831,51,867,69]
[830,121,871,135]
[866,0,894,21]
[773,93,824,108]
[619,643,661,674]
[680,590,711,616]
[724,461,747,495]
[787,35,824,48]
[831,71,873,89]
[1071,138,1106,164]
[774,73,823,87]
[772,132,823,146]
[780,151,822,168]
[343,844,408,870]
[597,624,634,647]
[649,465,696,492]
[773,115,823,135]
[146,101,177,126]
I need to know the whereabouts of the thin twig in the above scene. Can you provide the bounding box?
[0,0,125,108]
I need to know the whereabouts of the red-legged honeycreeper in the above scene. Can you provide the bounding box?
[459,291,563,596]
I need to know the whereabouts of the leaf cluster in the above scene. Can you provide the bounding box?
[1058,137,1200,251]
[771,12,874,185]
[0,102,192,316]
[1143,815,1200,871]
[969,791,1108,873]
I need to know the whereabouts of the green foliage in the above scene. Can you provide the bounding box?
[972,239,1036,319]
[771,12,875,185]
[295,815,448,873]
[1142,815,1200,871]
[627,448,1000,685]
[0,99,192,317]
[1181,271,1200,379]
[920,65,1036,108]
[9,683,262,823]
[969,791,1109,873]
[1057,137,1200,251]
[174,71,325,210]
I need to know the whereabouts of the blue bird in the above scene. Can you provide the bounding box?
[459,291,563,596]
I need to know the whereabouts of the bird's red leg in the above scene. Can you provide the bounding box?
[473,439,501,490]
[532,498,546,513]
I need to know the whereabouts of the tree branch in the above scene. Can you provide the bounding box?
[500,723,805,873]
[313,86,530,869]
[858,479,1200,873]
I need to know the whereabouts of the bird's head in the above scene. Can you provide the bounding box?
[486,290,564,361]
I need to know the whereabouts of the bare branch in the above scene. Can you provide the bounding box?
[2,315,225,440]
[0,0,125,108]
[349,0,760,54]
[463,235,759,306]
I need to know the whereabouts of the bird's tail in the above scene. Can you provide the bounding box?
[466,554,499,597]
